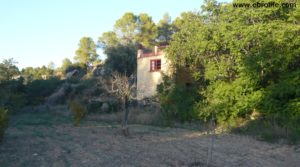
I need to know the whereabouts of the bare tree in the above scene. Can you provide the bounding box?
[100,72,136,136]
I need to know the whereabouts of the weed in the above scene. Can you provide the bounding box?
[69,100,86,126]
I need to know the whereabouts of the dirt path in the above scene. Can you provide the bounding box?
[1,119,300,167]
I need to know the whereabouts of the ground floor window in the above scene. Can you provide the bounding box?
[150,59,161,71]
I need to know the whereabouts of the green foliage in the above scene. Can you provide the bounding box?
[98,31,119,48]
[260,70,300,129]
[0,79,27,112]
[196,78,263,123]
[21,65,54,82]
[114,12,138,44]
[162,0,300,141]
[26,77,63,105]
[65,63,87,75]
[74,37,98,68]
[171,12,200,33]
[0,107,9,142]
[87,101,103,113]
[110,12,158,47]
[157,75,200,122]
[157,13,173,43]
[61,58,72,73]
[0,58,19,82]
[136,13,157,47]
[104,44,137,76]
[69,100,86,126]
[99,12,175,77]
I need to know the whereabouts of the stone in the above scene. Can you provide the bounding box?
[101,102,109,113]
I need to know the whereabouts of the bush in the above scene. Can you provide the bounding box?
[87,101,103,113]
[0,79,27,112]
[68,100,86,126]
[196,77,263,124]
[260,70,300,134]
[65,63,87,74]
[157,75,200,122]
[0,108,9,142]
[26,77,63,105]
[90,88,104,96]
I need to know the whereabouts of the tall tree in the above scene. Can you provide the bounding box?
[99,12,158,75]
[74,37,98,68]
[61,58,72,72]
[98,31,119,49]
[157,13,173,43]
[47,62,55,70]
[0,58,19,82]
[114,12,138,44]
[104,44,137,76]
[136,13,157,47]
[100,12,158,48]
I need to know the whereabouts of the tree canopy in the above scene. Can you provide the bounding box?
[74,37,98,68]
[157,13,173,43]
[61,58,72,73]
[0,58,19,82]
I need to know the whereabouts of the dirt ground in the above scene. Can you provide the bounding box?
[0,107,300,167]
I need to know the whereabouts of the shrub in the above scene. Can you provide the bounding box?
[65,63,87,74]
[26,77,63,105]
[73,84,87,95]
[157,75,200,122]
[68,100,86,126]
[260,70,300,135]
[90,88,104,96]
[108,101,120,113]
[196,77,263,124]
[0,79,27,112]
[87,101,103,113]
[0,107,9,142]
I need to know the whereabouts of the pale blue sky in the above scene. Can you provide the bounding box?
[0,0,231,69]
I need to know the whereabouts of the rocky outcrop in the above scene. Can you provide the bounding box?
[46,83,70,105]
[66,70,79,79]
[92,64,106,77]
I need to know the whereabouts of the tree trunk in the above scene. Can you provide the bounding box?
[122,96,130,136]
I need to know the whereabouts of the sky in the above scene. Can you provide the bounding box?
[0,0,231,69]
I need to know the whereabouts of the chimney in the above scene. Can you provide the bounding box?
[137,49,143,58]
[154,46,158,56]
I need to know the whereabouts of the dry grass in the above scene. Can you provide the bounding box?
[1,113,300,167]
[1,105,300,166]
[86,107,162,126]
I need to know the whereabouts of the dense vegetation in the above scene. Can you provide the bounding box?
[158,0,300,142]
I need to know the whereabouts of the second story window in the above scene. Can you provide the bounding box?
[150,59,161,71]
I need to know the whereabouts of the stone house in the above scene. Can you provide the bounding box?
[136,45,170,99]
